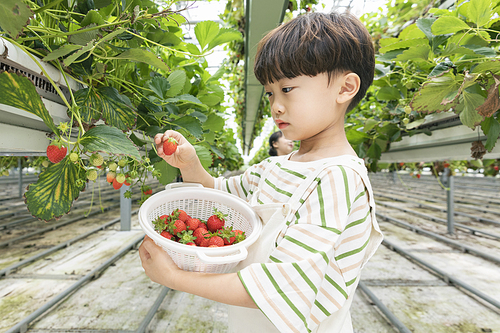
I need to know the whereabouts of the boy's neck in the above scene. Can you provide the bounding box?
[289,122,357,163]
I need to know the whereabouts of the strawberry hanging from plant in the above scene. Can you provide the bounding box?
[46,140,67,163]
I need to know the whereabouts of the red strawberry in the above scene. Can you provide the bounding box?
[170,219,186,235]
[198,221,208,230]
[112,178,123,190]
[186,218,200,231]
[443,163,450,168]
[124,174,131,186]
[46,144,67,163]
[495,166,499,171]
[233,230,246,243]
[416,174,421,179]
[160,230,173,240]
[163,137,178,155]
[208,235,224,247]
[186,242,196,246]
[177,209,189,222]
[193,228,209,246]
[218,226,236,245]
[207,209,227,232]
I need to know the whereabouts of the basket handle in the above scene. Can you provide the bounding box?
[196,247,248,264]
[165,182,204,190]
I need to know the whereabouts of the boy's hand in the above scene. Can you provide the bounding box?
[155,130,198,170]
[139,235,181,288]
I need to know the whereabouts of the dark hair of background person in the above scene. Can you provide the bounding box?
[268,131,284,156]
[254,11,375,112]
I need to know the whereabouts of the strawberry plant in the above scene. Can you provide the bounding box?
[0,0,243,221]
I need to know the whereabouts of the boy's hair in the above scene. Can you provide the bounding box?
[254,12,375,112]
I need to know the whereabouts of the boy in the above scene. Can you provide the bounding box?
[139,11,382,333]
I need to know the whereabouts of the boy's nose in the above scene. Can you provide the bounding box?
[271,100,285,115]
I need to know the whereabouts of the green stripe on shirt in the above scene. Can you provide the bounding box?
[346,276,357,287]
[353,190,366,204]
[335,237,370,261]
[239,175,248,197]
[316,177,326,227]
[261,264,310,330]
[225,180,231,194]
[339,166,351,214]
[284,235,329,264]
[314,299,331,317]
[277,163,307,179]
[265,178,293,197]
[325,274,348,299]
[345,210,370,230]
[292,262,318,294]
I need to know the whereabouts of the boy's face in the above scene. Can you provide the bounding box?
[264,73,347,142]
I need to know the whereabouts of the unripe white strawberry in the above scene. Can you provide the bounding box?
[87,170,98,181]
[42,160,49,168]
[116,173,126,183]
[118,158,127,167]
[69,152,79,162]
[90,153,103,167]
[108,162,117,171]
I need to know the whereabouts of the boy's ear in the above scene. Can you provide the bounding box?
[337,73,360,105]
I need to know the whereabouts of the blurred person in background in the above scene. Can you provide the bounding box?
[268,131,294,156]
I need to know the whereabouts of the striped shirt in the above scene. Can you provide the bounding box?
[214,156,379,333]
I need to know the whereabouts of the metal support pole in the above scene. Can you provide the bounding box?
[18,158,23,198]
[120,184,131,231]
[444,168,454,235]
[392,170,397,183]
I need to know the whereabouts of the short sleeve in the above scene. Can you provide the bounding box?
[213,158,273,201]
[238,166,372,333]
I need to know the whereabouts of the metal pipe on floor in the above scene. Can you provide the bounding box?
[135,287,170,333]
[5,234,145,333]
[358,282,412,333]
[382,239,500,310]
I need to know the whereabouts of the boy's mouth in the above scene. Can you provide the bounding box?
[275,119,289,129]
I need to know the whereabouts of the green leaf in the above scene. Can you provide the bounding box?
[399,23,426,40]
[458,87,485,129]
[431,16,471,35]
[73,87,101,124]
[207,28,242,50]
[166,70,187,97]
[377,87,401,101]
[465,0,492,27]
[79,125,140,159]
[69,24,99,46]
[410,72,462,114]
[203,113,225,132]
[481,116,500,151]
[190,110,208,123]
[116,48,170,72]
[472,60,500,74]
[376,50,404,62]
[456,84,485,129]
[429,61,454,78]
[24,157,86,222]
[366,142,382,159]
[416,18,436,41]
[363,119,379,132]
[194,20,220,50]
[0,71,58,134]
[185,43,201,55]
[207,65,226,83]
[379,38,428,53]
[148,76,170,99]
[80,10,105,27]
[153,160,178,185]
[405,118,426,130]
[172,116,203,139]
[43,44,82,62]
[463,45,496,57]
[346,128,369,146]
[194,145,213,170]
[394,44,430,61]
[98,87,136,130]
[0,0,33,38]
[129,132,147,147]
[63,39,95,66]
[198,93,221,106]
[166,94,206,108]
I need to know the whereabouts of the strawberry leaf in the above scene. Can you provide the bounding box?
[24,156,86,222]
[79,125,141,159]
[0,0,33,38]
[0,70,59,135]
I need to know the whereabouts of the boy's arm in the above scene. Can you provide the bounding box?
[155,130,214,188]
[139,236,257,308]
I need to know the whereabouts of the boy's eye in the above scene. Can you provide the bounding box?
[282,87,292,93]
[265,91,273,98]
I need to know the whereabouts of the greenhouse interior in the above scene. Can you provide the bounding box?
[1,0,500,332]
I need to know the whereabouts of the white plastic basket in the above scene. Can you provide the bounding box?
[138,183,261,273]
